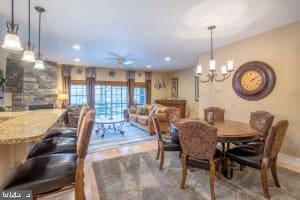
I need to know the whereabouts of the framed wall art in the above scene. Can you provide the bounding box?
[170,77,178,99]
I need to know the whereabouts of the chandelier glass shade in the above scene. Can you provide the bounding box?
[22,0,35,62]
[2,0,23,51]
[196,25,234,83]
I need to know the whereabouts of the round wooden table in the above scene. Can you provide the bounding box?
[173,118,261,144]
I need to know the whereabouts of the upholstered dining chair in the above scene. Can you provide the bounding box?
[204,107,225,122]
[5,110,95,200]
[226,120,289,199]
[235,111,274,147]
[177,120,222,200]
[43,105,90,139]
[152,113,181,170]
[164,107,181,144]
[26,106,91,159]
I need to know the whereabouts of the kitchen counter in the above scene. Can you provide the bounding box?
[0,109,66,144]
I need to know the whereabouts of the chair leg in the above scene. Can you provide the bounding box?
[271,157,280,187]
[209,160,216,200]
[159,146,165,170]
[180,154,188,189]
[260,158,270,199]
[156,141,160,160]
[217,163,222,180]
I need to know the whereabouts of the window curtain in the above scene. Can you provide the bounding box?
[85,68,96,109]
[145,72,152,104]
[127,71,135,107]
[61,65,72,106]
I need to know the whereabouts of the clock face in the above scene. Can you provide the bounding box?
[240,70,264,92]
[232,61,276,100]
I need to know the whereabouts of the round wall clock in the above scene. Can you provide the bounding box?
[232,61,276,100]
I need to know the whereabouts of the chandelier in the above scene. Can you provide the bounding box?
[196,25,234,83]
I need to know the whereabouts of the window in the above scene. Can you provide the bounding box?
[70,84,87,105]
[95,85,128,119]
[134,87,146,105]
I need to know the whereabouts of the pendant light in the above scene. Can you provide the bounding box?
[22,0,35,62]
[34,6,45,69]
[1,0,23,51]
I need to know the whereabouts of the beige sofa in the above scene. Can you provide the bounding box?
[128,104,169,135]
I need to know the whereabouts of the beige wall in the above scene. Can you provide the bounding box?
[172,21,300,158]
[170,67,199,118]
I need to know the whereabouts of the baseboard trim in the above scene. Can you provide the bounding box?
[278,153,300,173]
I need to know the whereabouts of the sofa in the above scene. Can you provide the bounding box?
[128,104,169,135]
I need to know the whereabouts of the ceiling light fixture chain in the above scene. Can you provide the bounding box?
[34,6,46,69]
[196,25,234,83]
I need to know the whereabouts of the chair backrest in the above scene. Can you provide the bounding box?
[264,120,289,159]
[249,110,274,141]
[151,113,163,142]
[178,120,218,160]
[204,107,225,122]
[76,110,95,159]
[76,106,90,136]
[164,107,181,125]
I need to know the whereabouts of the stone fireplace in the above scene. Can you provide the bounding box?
[5,58,58,111]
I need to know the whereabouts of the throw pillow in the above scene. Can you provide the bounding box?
[137,106,148,115]
[129,106,137,114]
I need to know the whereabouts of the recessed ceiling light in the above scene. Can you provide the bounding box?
[165,56,171,61]
[74,58,80,62]
[72,44,80,50]
[146,65,152,68]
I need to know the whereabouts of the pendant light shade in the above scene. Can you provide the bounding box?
[22,0,35,62]
[2,32,23,51]
[22,49,35,62]
[2,0,23,51]
[34,59,44,69]
[34,6,45,69]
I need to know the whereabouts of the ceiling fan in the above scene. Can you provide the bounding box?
[106,52,137,65]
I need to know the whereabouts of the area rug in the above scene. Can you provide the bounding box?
[92,151,300,200]
[88,123,154,153]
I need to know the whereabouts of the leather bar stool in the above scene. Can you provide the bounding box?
[25,106,91,159]
[43,106,90,140]
[5,110,95,200]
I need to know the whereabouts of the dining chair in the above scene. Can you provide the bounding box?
[43,105,90,139]
[177,120,222,200]
[249,110,274,143]
[151,113,181,170]
[226,120,289,199]
[26,106,91,159]
[234,111,274,148]
[5,110,95,200]
[204,107,225,122]
[164,107,181,144]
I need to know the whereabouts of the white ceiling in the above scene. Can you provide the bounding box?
[0,0,300,71]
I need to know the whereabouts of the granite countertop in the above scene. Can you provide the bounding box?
[0,109,66,144]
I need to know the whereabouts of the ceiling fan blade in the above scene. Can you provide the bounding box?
[109,52,122,58]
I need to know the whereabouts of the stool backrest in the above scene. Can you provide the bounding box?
[76,110,95,159]
[76,106,90,136]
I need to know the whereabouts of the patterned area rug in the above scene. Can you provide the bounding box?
[92,151,300,200]
[88,123,154,153]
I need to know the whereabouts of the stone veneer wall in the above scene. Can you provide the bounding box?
[5,58,58,111]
